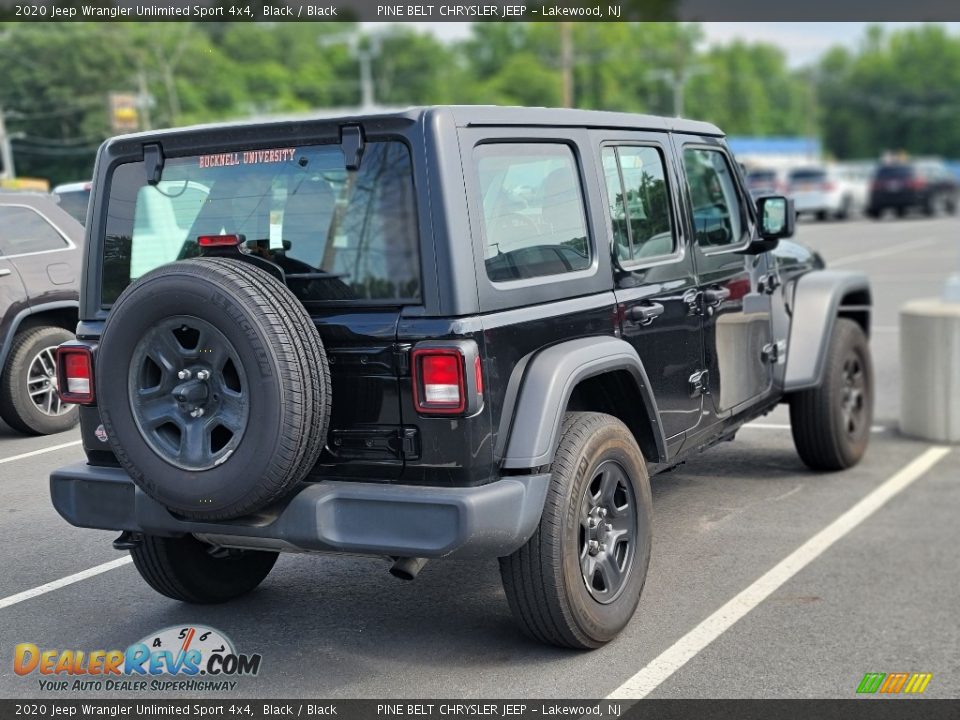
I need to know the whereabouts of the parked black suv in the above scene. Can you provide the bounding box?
[51,107,873,648]
[867,160,958,218]
[0,193,82,434]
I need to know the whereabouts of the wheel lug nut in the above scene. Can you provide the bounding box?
[588,518,598,529]
[604,523,613,533]
[598,508,608,518]
[196,369,210,381]
[588,540,600,555]
[178,369,191,380]
[190,408,204,418]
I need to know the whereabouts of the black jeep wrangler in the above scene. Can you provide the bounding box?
[51,107,873,649]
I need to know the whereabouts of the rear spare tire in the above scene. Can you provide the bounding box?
[97,258,330,520]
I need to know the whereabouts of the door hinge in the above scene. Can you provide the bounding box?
[394,343,412,375]
[688,369,710,398]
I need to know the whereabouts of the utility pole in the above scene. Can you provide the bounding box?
[0,106,15,180]
[318,32,381,110]
[137,69,153,131]
[560,22,574,109]
[358,48,375,109]
[647,67,703,118]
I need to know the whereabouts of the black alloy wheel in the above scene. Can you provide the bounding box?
[128,316,249,471]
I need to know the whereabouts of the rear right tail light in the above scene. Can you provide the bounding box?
[56,345,95,405]
[410,341,484,417]
[412,349,465,414]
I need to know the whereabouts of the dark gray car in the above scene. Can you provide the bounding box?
[0,192,82,434]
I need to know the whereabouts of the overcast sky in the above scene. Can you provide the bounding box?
[361,22,960,67]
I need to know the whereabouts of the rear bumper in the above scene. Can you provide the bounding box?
[50,463,550,559]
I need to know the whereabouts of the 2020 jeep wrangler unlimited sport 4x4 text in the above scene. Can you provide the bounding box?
[51,106,873,649]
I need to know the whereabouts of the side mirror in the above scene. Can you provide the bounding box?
[757,195,795,240]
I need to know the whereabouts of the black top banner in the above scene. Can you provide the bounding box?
[1,0,959,21]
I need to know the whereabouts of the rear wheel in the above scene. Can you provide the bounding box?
[131,534,277,603]
[790,318,873,471]
[500,412,652,649]
[0,326,79,435]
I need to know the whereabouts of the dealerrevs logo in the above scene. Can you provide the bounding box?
[14,625,261,693]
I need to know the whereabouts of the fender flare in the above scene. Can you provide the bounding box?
[784,270,871,392]
[0,301,79,370]
[501,336,667,469]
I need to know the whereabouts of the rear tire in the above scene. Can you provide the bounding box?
[499,412,652,649]
[131,534,278,603]
[790,318,873,471]
[0,326,79,435]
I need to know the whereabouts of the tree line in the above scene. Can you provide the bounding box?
[0,21,957,183]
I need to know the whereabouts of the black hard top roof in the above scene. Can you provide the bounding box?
[106,105,724,146]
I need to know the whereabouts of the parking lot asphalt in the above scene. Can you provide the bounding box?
[0,215,957,699]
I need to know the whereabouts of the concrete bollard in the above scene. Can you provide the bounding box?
[900,299,960,443]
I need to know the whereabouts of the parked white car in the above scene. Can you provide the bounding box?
[788,164,871,220]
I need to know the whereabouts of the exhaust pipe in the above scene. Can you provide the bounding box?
[389,557,428,581]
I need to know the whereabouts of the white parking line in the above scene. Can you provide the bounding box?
[0,557,132,611]
[746,422,886,433]
[828,236,943,267]
[607,445,951,699]
[0,440,82,465]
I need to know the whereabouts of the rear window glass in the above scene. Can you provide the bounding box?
[101,141,420,305]
[475,143,590,283]
[875,165,913,180]
[789,169,826,183]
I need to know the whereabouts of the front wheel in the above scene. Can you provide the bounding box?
[131,534,278,603]
[500,412,652,649]
[790,318,873,471]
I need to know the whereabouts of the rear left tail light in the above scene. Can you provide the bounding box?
[822,181,836,192]
[56,345,95,405]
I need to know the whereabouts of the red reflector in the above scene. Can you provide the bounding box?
[474,356,483,396]
[56,346,95,404]
[412,349,465,415]
[198,234,242,247]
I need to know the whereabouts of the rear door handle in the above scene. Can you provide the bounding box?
[0,268,11,278]
[703,286,730,307]
[627,302,665,326]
